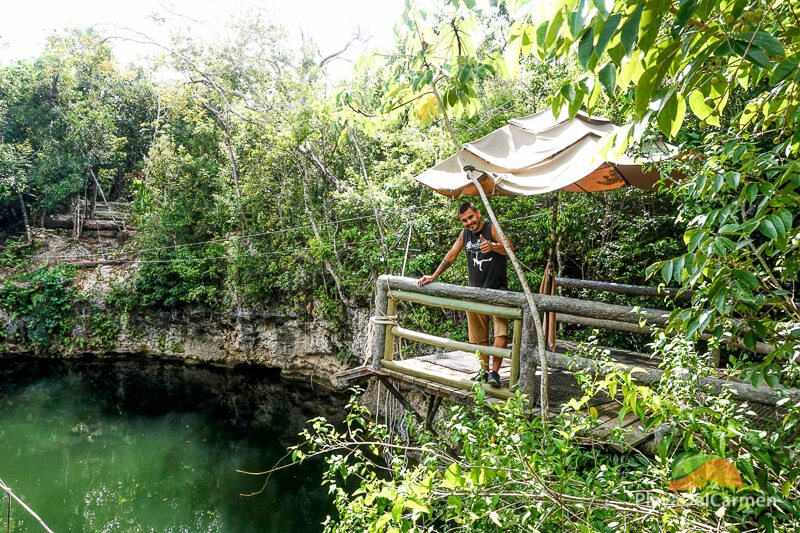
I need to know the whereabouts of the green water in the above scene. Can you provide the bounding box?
[0,358,346,532]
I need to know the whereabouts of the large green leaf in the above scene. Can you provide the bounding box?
[568,0,593,39]
[730,39,772,69]
[779,209,793,231]
[672,0,699,35]
[638,0,668,52]
[592,0,614,19]
[733,269,759,290]
[672,255,685,283]
[657,91,686,138]
[662,259,673,283]
[578,28,595,68]
[685,229,706,252]
[759,218,778,240]
[771,57,800,85]
[635,65,660,117]
[620,5,643,55]
[545,8,565,49]
[688,89,713,120]
[734,31,785,57]
[594,13,621,58]
[617,48,641,89]
[598,63,616,96]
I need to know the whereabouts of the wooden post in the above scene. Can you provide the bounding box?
[18,192,32,244]
[383,297,398,361]
[425,395,442,430]
[517,304,538,406]
[510,318,522,390]
[371,276,390,369]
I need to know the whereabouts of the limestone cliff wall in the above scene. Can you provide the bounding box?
[1,262,373,389]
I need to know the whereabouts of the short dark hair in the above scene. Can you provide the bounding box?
[458,202,478,214]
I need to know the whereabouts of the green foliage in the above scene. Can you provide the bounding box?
[86,306,123,350]
[0,237,38,268]
[574,333,800,530]
[0,265,76,348]
[0,28,157,228]
[289,330,800,531]
[506,0,800,382]
[126,126,229,310]
[648,134,800,380]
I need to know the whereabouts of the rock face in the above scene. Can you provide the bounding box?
[109,307,352,384]
[1,229,374,388]
[2,303,366,388]
[1,264,371,390]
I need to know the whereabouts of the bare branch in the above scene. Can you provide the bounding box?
[318,27,367,68]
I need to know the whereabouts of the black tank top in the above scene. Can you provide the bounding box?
[463,221,508,290]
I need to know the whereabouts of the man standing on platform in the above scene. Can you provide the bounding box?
[418,202,512,388]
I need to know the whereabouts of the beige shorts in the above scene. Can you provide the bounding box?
[466,312,509,346]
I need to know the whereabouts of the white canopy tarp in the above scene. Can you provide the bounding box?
[415,110,674,197]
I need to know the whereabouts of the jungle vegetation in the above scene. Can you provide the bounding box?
[1,0,799,530]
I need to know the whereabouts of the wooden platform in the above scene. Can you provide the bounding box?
[354,276,791,454]
[338,339,783,451]
[366,345,656,449]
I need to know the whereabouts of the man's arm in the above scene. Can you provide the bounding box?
[479,224,514,255]
[418,236,463,286]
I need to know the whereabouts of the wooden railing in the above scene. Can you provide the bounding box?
[381,289,523,393]
[371,275,795,407]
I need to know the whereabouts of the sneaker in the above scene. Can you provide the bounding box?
[487,370,501,388]
[473,370,487,383]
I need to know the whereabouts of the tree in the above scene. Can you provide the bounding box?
[0,28,157,232]
[512,0,799,383]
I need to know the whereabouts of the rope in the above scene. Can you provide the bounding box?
[375,380,382,427]
[401,223,413,277]
[369,315,398,326]
[0,479,53,533]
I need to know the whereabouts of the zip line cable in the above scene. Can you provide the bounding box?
[34,210,551,264]
[35,209,414,262]
[32,210,551,264]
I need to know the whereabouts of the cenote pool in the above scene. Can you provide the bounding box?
[0,357,348,532]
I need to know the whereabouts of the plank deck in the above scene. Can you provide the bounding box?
[374,347,656,448]
[339,344,779,450]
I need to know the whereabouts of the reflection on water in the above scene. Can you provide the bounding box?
[0,357,347,532]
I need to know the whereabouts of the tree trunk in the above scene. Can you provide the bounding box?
[88,168,98,219]
[18,192,32,244]
[348,124,388,260]
[110,168,124,200]
[46,216,123,231]
[50,72,59,101]
[72,198,83,240]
